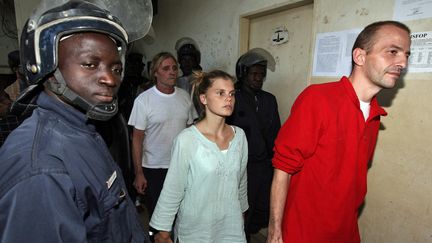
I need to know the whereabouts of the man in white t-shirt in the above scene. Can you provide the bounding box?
[128,52,196,218]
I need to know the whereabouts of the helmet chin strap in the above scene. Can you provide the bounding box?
[46,69,118,121]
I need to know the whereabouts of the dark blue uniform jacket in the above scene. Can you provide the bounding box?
[0,92,147,243]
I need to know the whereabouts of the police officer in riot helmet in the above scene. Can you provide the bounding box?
[228,48,281,242]
[0,0,152,242]
[175,37,202,94]
[176,38,201,77]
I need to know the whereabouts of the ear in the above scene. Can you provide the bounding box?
[46,75,58,85]
[352,48,366,66]
[199,94,207,105]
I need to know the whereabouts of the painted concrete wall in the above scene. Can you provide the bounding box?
[13,0,432,241]
[134,0,305,74]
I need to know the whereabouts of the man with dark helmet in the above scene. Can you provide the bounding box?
[227,48,281,242]
[0,0,152,242]
[175,37,202,95]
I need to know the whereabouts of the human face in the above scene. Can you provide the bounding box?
[363,25,411,89]
[125,54,144,78]
[58,33,122,105]
[179,55,197,76]
[200,78,235,117]
[245,64,266,90]
[154,57,178,88]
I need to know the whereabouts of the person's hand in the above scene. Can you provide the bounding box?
[133,172,147,195]
[154,231,172,243]
[266,224,283,243]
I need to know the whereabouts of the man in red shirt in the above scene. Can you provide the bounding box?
[267,21,411,243]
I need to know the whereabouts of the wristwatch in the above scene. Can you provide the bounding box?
[149,226,160,237]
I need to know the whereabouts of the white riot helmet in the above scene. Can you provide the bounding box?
[235,48,276,82]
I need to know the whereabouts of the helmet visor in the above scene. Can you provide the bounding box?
[27,0,152,42]
[240,48,276,72]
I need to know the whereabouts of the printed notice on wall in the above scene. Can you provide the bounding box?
[408,31,432,73]
[312,29,360,77]
[394,0,432,21]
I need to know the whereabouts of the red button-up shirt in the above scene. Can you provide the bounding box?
[273,76,386,243]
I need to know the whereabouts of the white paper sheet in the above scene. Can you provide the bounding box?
[312,29,361,77]
[408,31,432,72]
[394,0,432,21]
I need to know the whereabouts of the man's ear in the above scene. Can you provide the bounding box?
[352,48,366,66]
[45,75,60,87]
[46,75,56,83]
[45,73,66,95]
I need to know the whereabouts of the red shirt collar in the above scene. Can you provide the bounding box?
[340,76,387,119]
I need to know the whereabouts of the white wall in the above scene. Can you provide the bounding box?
[134,0,303,74]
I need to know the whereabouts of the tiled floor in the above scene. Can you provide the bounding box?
[250,228,268,243]
[136,204,268,243]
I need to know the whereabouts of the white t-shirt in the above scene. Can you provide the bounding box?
[128,86,196,168]
[359,99,370,121]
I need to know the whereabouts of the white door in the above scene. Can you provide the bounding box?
[247,3,314,122]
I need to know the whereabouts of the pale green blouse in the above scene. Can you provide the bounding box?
[150,125,249,243]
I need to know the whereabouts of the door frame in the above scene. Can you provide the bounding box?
[238,0,314,56]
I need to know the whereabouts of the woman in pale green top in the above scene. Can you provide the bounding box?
[150,70,248,243]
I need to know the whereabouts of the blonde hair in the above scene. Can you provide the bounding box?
[149,52,177,83]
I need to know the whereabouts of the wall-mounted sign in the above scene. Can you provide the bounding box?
[408,31,432,73]
[272,26,289,45]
